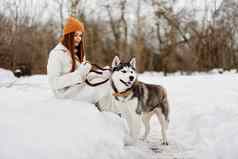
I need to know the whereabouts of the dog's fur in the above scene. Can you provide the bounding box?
[97,56,170,145]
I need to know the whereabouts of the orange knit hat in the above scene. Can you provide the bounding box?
[63,16,85,35]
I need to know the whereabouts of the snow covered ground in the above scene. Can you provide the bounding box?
[0,68,238,159]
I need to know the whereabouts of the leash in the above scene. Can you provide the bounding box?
[85,78,109,87]
[85,63,111,87]
[85,63,135,98]
[91,64,111,71]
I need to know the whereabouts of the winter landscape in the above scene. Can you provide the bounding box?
[1,68,238,159]
[1,0,238,158]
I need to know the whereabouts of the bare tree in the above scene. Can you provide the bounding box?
[133,0,147,72]
[69,0,80,16]
[0,0,56,73]
[53,0,65,33]
[105,3,121,51]
[103,0,129,61]
[69,0,86,18]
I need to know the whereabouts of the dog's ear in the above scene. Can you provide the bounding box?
[130,57,136,69]
[112,56,120,67]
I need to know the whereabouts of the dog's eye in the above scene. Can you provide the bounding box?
[130,71,133,74]
[121,70,126,73]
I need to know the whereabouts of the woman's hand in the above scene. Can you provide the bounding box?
[75,62,92,81]
[81,60,90,65]
[83,62,92,74]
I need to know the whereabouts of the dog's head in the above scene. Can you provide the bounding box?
[111,56,137,91]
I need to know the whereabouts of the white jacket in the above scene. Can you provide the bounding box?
[47,43,90,98]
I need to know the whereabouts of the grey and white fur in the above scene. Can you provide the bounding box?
[97,56,170,145]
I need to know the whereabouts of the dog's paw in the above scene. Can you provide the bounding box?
[140,136,148,142]
[139,137,147,142]
[160,139,169,145]
[124,135,136,146]
[161,142,168,145]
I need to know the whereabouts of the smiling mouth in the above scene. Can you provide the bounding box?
[120,79,131,87]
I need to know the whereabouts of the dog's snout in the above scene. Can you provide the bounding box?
[129,76,134,81]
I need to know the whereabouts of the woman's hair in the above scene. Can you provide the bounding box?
[61,32,85,72]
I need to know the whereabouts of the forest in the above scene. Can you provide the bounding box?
[0,0,237,74]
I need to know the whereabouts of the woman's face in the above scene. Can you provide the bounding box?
[74,31,83,46]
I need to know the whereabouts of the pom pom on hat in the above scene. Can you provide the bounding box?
[63,16,85,35]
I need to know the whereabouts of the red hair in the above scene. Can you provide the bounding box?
[61,32,85,72]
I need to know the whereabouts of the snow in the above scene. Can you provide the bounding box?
[0,68,238,159]
[0,68,16,83]
[139,71,238,159]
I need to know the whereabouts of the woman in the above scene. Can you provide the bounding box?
[47,16,110,103]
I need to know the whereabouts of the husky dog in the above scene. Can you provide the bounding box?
[97,56,170,145]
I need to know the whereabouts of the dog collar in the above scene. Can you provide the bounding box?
[112,90,132,97]
[111,80,133,99]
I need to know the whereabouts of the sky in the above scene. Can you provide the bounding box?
[1,0,223,23]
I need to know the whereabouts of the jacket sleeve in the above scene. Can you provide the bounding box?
[47,51,85,90]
